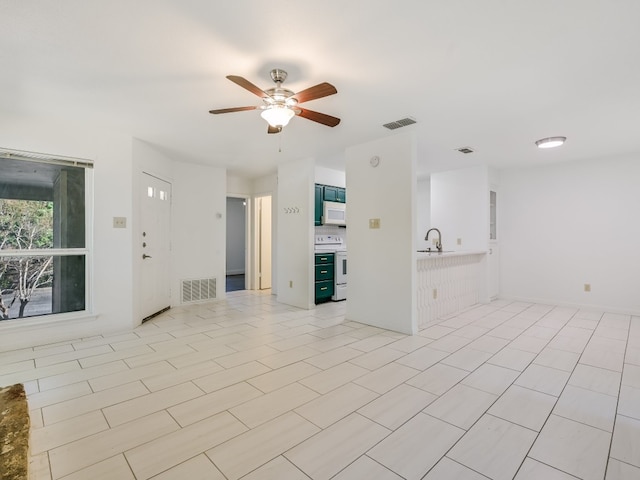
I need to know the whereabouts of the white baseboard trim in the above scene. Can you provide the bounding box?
[497,295,640,317]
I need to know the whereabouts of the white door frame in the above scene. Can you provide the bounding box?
[226,195,250,290]
[488,185,499,299]
[251,195,273,291]
[256,195,272,290]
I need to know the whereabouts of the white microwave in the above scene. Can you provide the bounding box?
[323,201,346,226]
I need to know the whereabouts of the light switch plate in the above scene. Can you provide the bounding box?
[369,218,381,229]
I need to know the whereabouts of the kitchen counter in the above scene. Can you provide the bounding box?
[417,250,486,258]
[314,247,347,254]
[417,250,487,328]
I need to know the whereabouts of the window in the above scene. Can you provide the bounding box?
[0,148,92,321]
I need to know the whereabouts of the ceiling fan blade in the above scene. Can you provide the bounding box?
[209,106,258,114]
[292,82,337,104]
[267,125,282,134]
[227,75,270,99]
[297,108,341,127]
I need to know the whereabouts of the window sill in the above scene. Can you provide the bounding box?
[0,311,99,332]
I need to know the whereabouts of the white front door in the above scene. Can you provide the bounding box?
[140,173,171,320]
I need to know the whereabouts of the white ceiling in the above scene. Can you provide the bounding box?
[2,1,640,179]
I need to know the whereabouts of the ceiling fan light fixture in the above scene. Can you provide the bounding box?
[535,136,566,149]
[261,105,295,127]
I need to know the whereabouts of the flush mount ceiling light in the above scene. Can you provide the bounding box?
[535,136,567,149]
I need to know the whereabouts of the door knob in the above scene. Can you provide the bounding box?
[142,254,152,259]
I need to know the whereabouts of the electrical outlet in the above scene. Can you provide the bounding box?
[584,283,591,292]
[432,288,438,299]
[369,218,380,229]
[457,238,462,245]
[432,238,438,245]
[113,217,126,228]
[289,281,293,288]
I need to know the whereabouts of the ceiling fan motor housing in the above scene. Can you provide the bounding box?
[270,68,288,84]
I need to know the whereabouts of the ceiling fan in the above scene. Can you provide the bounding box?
[209,69,340,134]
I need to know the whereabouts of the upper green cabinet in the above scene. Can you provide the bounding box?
[322,185,346,203]
[314,184,323,226]
[323,185,338,202]
[314,183,346,226]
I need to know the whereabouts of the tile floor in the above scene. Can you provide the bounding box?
[1,292,639,479]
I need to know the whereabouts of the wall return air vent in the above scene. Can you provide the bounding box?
[382,117,417,130]
[181,277,217,304]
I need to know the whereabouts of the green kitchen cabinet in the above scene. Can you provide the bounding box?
[314,184,323,226]
[322,185,346,204]
[314,253,334,303]
[323,185,338,202]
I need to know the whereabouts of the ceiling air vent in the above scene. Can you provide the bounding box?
[456,147,475,154]
[383,117,417,130]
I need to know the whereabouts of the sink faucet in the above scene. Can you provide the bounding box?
[425,228,442,252]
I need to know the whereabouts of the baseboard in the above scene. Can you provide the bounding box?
[498,294,640,317]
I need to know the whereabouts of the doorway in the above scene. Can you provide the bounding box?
[226,197,247,292]
[140,173,171,320]
[255,195,272,290]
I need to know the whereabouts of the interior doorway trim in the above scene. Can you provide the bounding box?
[254,195,272,291]
[226,195,250,291]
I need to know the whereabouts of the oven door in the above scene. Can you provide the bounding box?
[332,251,347,301]
[334,251,347,285]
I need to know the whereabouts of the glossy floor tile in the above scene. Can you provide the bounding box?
[1,291,636,479]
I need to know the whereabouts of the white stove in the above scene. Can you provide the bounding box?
[314,235,347,301]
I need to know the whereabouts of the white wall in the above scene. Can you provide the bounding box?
[0,116,134,349]
[315,166,346,188]
[430,166,489,252]
[500,154,640,314]
[345,132,417,334]
[227,174,253,197]
[277,158,315,309]
[171,161,227,306]
[226,197,246,275]
[416,177,431,250]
